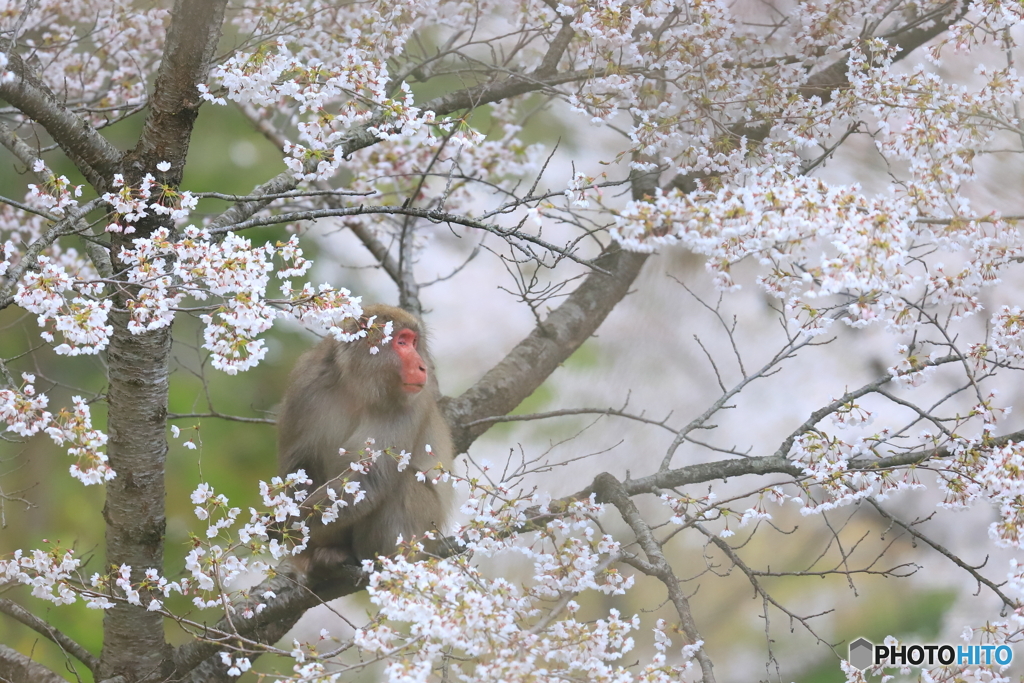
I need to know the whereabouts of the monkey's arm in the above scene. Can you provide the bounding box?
[411,399,456,472]
[293,456,398,527]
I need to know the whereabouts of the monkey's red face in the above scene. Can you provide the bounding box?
[393,328,427,393]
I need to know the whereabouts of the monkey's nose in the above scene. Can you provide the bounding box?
[407,365,427,385]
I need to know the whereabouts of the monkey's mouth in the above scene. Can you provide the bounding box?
[402,383,425,393]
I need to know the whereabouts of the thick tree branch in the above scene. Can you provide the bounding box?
[0,40,122,191]
[442,166,657,452]
[0,121,113,278]
[442,244,648,453]
[575,428,1024,501]
[170,566,364,682]
[99,315,174,683]
[0,597,98,673]
[569,456,800,505]
[0,644,67,683]
[534,12,575,77]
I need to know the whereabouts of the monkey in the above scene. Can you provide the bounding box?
[276,304,455,577]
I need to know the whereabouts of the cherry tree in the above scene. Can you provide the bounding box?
[1,0,1023,681]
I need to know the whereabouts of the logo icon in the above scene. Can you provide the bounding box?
[849,638,874,670]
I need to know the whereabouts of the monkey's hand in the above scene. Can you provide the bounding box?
[298,469,384,528]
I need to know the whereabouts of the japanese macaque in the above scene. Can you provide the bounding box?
[276,304,454,577]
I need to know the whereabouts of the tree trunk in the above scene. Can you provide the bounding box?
[99,312,173,681]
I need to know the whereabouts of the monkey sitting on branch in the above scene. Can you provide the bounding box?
[276,304,455,578]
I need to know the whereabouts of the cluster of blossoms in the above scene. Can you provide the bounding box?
[102,166,196,234]
[1008,561,1024,626]
[0,51,14,84]
[660,487,785,538]
[10,215,363,373]
[0,1,168,125]
[886,344,943,389]
[0,164,100,341]
[26,160,83,215]
[197,0,534,280]
[611,168,1024,337]
[0,240,10,278]
[988,305,1024,363]
[347,479,695,683]
[937,437,1024,550]
[5,165,108,356]
[0,373,51,438]
[0,374,112,484]
[45,396,114,485]
[786,431,926,515]
[0,547,192,612]
[14,255,112,356]
[842,44,1024,194]
[565,171,605,208]
[0,547,80,606]
[0,474,312,616]
[335,98,544,255]
[781,376,1014,517]
[8,160,376,373]
[117,224,363,373]
[201,0,469,183]
[10,165,194,357]
[0,461,701,682]
[561,0,773,170]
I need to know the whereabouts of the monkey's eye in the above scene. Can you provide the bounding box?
[394,329,418,348]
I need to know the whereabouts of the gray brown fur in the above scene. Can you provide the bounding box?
[276,304,455,576]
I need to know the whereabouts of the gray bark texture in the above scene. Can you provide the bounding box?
[100,316,175,681]
[94,1,229,680]
[0,644,71,683]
